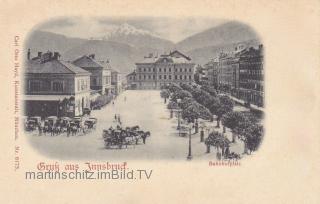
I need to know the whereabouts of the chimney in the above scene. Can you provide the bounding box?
[27,49,31,60]
[53,52,60,60]
[38,52,42,58]
[89,54,95,59]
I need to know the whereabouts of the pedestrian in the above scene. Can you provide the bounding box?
[67,122,71,137]
[142,133,147,144]
[114,114,117,120]
[118,115,121,123]
[112,101,115,105]
[38,122,42,136]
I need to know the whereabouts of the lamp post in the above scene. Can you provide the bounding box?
[187,122,193,160]
[176,98,182,136]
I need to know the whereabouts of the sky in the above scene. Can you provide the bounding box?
[36,16,227,42]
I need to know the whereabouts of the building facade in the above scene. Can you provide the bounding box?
[73,54,112,95]
[216,44,264,107]
[127,50,195,89]
[24,51,91,118]
[238,45,264,107]
[111,68,123,95]
[203,58,219,87]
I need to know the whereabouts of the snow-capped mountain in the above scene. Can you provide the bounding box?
[105,23,157,38]
[101,23,175,50]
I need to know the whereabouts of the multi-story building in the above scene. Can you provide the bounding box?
[238,45,264,107]
[24,51,91,118]
[217,44,264,107]
[110,68,123,95]
[203,58,219,87]
[73,54,112,95]
[127,50,195,89]
[218,45,247,96]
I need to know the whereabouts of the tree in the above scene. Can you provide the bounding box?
[201,84,217,97]
[166,83,182,93]
[221,111,246,143]
[182,102,212,123]
[171,90,192,102]
[180,97,195,110]
[209,95,234,128]
[160,89,170,103]
[180,83,194,92]
[205,131,230,158]
[243,124,263,154]
[191,88,213,108]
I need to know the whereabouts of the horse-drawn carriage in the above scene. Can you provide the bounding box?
[84,117,97,130]
[43,116,61,135]
[25,116,41,131]
[102,126,150,149]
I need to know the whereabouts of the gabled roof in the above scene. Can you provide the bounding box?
[25,59,90,74]
[169,50,191,61]
[72,55,104,68]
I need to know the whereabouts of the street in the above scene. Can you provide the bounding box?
[27,90,246,160]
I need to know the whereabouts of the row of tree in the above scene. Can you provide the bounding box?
[161,82,263,155]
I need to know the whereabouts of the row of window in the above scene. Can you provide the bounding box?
[29,80,65,92]
[138,67,192,73]
[131,75,193,80]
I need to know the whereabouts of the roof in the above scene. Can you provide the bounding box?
[98,60,113,70]
[126,71,136,76]
[25,59,90,74]
[136,50,192,64]
[72,55,104,68]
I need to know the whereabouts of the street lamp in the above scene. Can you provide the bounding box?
[187,121,193,160]
[176,98,182,132]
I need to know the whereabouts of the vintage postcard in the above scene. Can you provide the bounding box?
[1,0,319,203]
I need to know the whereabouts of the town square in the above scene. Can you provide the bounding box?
[23,17,264,161]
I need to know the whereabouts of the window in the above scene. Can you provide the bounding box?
[169,75,172,80]
[29,80,41,92]
[144,68,146,72]
[184,75,187,80]
[159,68,162,72]
[159,75,162,80]
[139,75,141,80]
[148,75,151,79]
[144,75,146,80]
[164,68,166,72]
[169,68,171,72]
[53,81,63,92]
[164,75,167,80]
[148,68,151,72]
[153,68,155,72]
[93,78,97,85]
[180,68,182,72]
[185,68,187,72]
[180,75,182,80]
[189,68,191,72]
[175,75,177,80]
[153,75,155,79]
[189,75,192,80]
[175,68,177,72]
